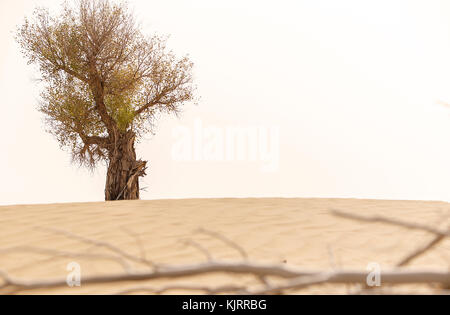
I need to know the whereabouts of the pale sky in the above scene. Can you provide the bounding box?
[1,0,450,205]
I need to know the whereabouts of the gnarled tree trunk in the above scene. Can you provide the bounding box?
[105,131,147,201]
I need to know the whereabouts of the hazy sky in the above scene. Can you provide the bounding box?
[1,0,450,205]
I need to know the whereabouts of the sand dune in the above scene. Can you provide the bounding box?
[0,198,449,294]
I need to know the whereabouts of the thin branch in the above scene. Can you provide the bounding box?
[35,227,155,269]
[121,226,147,263]
[397,234,447,267]
[182,239,213,262]
[331,209,450,237]
[113,284,247,295]
[332,209,450,268]
[0,246,132,273]
[252,273,332,295]
[196,228,248,261]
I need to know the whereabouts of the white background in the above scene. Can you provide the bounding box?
[1,0,449,205]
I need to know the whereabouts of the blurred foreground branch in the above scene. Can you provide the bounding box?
[0,210,448,295]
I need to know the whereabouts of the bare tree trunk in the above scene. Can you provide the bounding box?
[105,131,147,201]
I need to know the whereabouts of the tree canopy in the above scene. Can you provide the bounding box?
[17,0,195,168]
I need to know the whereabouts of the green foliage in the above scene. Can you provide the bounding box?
[105,93,135,132]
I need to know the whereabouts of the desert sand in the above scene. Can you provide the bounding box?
[0,198,449,294]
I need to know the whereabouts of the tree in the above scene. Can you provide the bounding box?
[16,0,196,200]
